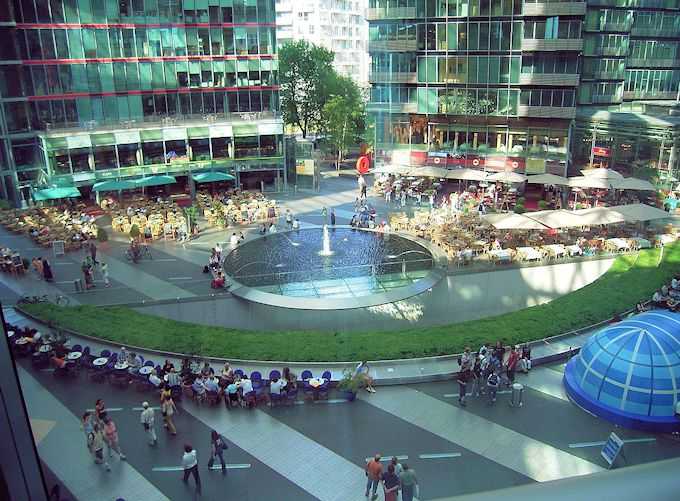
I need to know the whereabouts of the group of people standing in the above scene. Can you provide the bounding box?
[365,454,419,501]
[31,256,54,282]
[80,241,110,289]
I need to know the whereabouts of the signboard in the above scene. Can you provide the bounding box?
[592,146,611,158]
[601,432,624,467]
[296,159,315,175]
[52,240,65,257]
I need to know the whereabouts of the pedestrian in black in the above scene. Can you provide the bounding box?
[457,368,469,407]
[330,209,336,226]
[90,241,98,265]
[182,444,201,494]
[207,430,228,474]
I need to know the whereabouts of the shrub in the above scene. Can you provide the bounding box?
[129,224,140,240]
[538,200,549,210]
[514,203,526,214]
[0,199,10,210]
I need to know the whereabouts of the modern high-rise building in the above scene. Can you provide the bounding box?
[367,0,680,178]
[0,0,284,206]
[275,0,369,85]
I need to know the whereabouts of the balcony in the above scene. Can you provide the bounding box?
[369,39,418,52]
[367,102,418,114]
[591,94,622,104]
[627,58,680,68]
[623,90,677,100]
[369,71,418,84]
[517,106,576,119]
[630,27,680,38]
[366,7,417,20]
[600,21,633,32]
[523,2,585,16]
[521,39,583,52]
[590,46,628,57]
[519,73,580,86]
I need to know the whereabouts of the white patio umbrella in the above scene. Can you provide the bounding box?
[482,213,548,230]
[525,209,587,229]
[580,168,624,180]
[526,173,570,186]
[609,203,671,222]
[573,207,626,225]
[408,166,449,178]
[445,168,488,181]
[613,177,657,192]
[568,176,615,190]
[371,164,412,175]
[488,171,527,184]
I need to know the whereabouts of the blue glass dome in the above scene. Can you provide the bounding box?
[564,310,680,432]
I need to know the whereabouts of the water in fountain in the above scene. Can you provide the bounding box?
[318,224,334,256]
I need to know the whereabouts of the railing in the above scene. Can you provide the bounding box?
[590,94,622,104]
[519,73,580,86]
[41,111,281,135]
[369,71,418,84]
[590,46,628,57]
[521,39,584,52]
[523,2,586,16]
[630,27,680,37]
[368,40,418,52]
[599,21,633,32]
[366,7,417,20]
[367,102,418,114]
[517,106,576,119]
[589,71,624,80]
[627,58,679,68]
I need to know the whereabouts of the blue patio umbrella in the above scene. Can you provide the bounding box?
[133,175,177,188]
[192,172,236,183]
[33,186,81,201]
[92,180,137,192]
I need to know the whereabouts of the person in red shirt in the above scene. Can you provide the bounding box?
[506,346,520,384]
[365,454,383,500]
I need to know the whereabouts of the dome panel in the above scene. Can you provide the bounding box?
[564,310,680,432]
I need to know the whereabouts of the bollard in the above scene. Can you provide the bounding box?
[402,260,407,274]
[74,279,81,293]
[510,383,524,407]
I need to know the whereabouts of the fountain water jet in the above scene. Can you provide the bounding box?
[318,225,334,256]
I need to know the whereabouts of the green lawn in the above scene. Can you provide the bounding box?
[20,243,680,362]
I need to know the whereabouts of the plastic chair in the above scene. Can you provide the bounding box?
[285,388,298,406]
[251,371,263,389]
[100,349,111,358]
[318,379,331,400]
[244,390,257,408]
[269,369,281,381]
[144,360,155,367]
[300,370,312,380]
[71,344,82,352]
[321,370,332,381]
[234,369,244,379]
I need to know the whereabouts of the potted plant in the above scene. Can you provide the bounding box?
[337,369,361,401]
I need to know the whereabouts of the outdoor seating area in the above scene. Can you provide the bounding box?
[391,203,675,266]
[0,205,97,252]
[110,197,186,241]
[196,189,278,228]
[0,247,25,275]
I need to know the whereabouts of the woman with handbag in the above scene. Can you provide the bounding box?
[207,430,228,474]
[399,464,419,501]
[160,384,178,436]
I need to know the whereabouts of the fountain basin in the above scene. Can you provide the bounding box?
[222,227,446,310]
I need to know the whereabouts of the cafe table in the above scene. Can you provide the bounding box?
[139,366,154,376]
[93,357,108,367]
[67,351,82,361]
[38,344,53,353]
[308,378,326,388]
[114,362,129,371]
[15,337,29,345]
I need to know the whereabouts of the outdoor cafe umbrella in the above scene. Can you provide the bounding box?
[580,168,624,181]
[408,166,449,178]
[568,176,614,190]
[525,209,586,229]
[133,175,177,188]
[526,173,569,186]
[609,203,672,223]
[93,179,137,192]
[613,177,656,192]
[33,186,81,201]
[445,168,488,181]
[371,164,412,175]
[573,207,626,225]
[488,171,527,184]
[482,213,548,230]
[192,172,236,183]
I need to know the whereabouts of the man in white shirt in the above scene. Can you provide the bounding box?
[292,218,300,230]
[182,444,201,493]
[166,369,181,388]
[268,223,277,234]
[230,232,239,247]
[140,402,157,446]
[269,377,284,395]
[240,376,253,395]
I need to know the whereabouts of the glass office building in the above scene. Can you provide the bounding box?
[0,0,284,205]
[367,0,680,177]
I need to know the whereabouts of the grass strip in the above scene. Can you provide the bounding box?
[20,243,680,362]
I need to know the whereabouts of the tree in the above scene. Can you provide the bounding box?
[279,40,336,138]
[323,90,365,169]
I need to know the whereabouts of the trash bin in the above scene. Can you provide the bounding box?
[510,383,524,407]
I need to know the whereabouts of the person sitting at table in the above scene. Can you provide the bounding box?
[192,377,207,402]
[652,290,670,309]
[492,238,502,251]
[226,381,240,408]
[204,376,219,394]
[240,375,253,396]
[269,377,284,403]
[201,362,214,377]
[180,357,192,377]
[355,361,376,393]
[221,362,234,383]
[166,367,181,389]
[51,352,66,369]
[162,359,175,375]
[282,367,297,391]
[636,301,650,313]
[149,371,163,388]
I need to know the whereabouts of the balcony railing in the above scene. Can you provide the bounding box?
[590,94,622,104]
[521,39,584,51]
[630,27,680,37]
[590,46,628,57]
[367,102,418,114]
[519,73,580,86]
[623,90,677,100]
[369,71,418,84]
[366,7,417,20]
[627,58,679,68]
[523,2,586,16]
[368,40,419,52]
[517,106,576,119]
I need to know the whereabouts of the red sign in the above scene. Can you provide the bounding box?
[592,146,611,158]
[356,155,370,174]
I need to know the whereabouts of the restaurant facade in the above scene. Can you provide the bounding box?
[0,0,285,205]
[367,0,680,179]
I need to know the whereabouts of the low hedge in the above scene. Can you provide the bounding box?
[20,243,680,362]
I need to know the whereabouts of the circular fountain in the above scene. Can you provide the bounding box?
[222,227,446,310]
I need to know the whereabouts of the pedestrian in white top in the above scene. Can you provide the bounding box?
[182,444,201,493]
[101,261,110,287]
[140,401,157,446]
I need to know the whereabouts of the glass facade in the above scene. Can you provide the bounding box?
[368,0,680,177]
[0,0,284,204]
[367,0,582,175]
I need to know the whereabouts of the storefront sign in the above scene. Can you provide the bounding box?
[592,146,611,157]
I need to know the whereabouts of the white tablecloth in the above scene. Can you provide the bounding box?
[543,244,566,257]
[488,249,512,262]
[630,238,651,249]
[566,245,582,256]
[516,247,542,261]
[607,238,630,251]
[656,234,676,245]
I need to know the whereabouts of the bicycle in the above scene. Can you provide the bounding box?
[125,244,152,263]
[17,295,70,306]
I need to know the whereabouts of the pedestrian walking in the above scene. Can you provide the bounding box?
[94,399,106,424]
[42,257,53,282]
[507,345,520,384]
[140,401,157,446]
[457,368,469,407]
[102,415,127,461]
[365,454,383,500]
[330,208,336,226]
[321,206,328,225]
[382,463,400,501]
[487,370,500,404]
[90,241,98,265]
[390,456,403,477]
[160,385,178,436]
[399,464,419,501]
[207,430,229,473]
[400,190,406,207]
[81,257,94,289]
[385,187,392,204]
[182,444,201,494]
[89,423,110,471]
[358,175,367,199]
[81,411,94,453]
[100,261,110,287]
